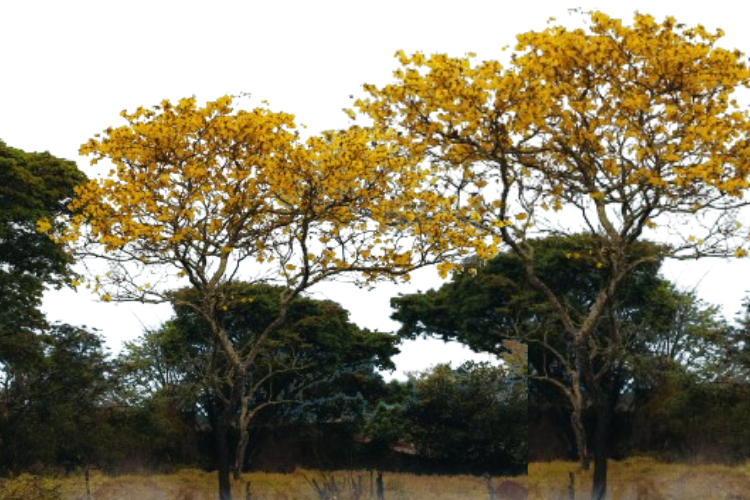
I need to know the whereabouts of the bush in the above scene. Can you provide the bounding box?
[0,475,62,500]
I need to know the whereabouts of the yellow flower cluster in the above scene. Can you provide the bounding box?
[46,12,750,299]
[356,12,750,259]
[53,95,469,298]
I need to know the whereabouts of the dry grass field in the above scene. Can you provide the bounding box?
[0,468,527,500]
[13,459,750,500]
[529,457,750,500]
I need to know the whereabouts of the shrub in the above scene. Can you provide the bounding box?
[0,475,62,500]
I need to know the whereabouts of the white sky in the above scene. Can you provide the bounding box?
[3,0,750,380]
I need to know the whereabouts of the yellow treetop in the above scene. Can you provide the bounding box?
[51,95,466,301]
[356,12,750,264]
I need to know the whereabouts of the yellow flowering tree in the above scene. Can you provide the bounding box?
[47,95,464,500]
[356,12,750,500]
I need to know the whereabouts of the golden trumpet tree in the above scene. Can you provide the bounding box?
[46,95,464,500]
[356,12,750,500]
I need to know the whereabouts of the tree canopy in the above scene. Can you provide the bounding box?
[392,235,665,357]
[0,140,86,359]
[49,96,462,303]
[120,282,399,413]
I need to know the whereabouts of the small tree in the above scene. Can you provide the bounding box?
[391,235,729,464]
[118,282,401,470]
[403,361,527,473]
[48,96,462,500]
[0,324,111,472]
[392,235,666,467]
[356,12,750,499]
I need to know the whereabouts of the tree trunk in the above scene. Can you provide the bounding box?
[234,426,250,480]
[218,459,232,500]
[216,417,234,500]
[591,395,610,500]
[570,407,590,471]
[575,339,609,500]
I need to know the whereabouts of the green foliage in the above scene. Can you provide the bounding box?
[116,321,204,408]
[390,233,731,393]
[631,365,750,462]
[390,236,739,468]
[0,324,111,471]
[165,282,399,379]
[0,140,86,342]
[627,285,730,383]
[122,281,399,396]
[402,362,526,472]
[117,282,401,468]
[391,234,666,358]
[0,141,89,473]
[365,402,409,454]
[717,296,750,381]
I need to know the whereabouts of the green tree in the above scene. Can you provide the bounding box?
[392,235,729,469]
[401,361,526,473]
[0,324,111,472]
[0,140,86,367]
[393,235,666,466]
[118,282,400,475]
[0,141,87,470]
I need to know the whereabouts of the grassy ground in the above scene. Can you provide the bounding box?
[0,468,525,500]
[529,457,750,500]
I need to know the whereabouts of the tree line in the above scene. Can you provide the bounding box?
[0,295,524,477]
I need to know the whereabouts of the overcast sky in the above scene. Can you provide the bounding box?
[3,0,750,379]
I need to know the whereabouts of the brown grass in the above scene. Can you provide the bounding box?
[15,468,525,500]
[529,457,750,500]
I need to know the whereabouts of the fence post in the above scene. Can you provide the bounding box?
[245,480,252,500]
[484,474,496,500]
[85,465,91,500]
[369,469,374,499]
[376,471,384,500]
[567,471,575,500]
